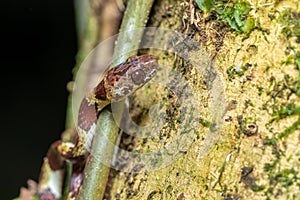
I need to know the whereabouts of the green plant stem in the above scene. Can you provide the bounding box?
[78,110,119,200]
[77,0,155,199]
[62,2,98,199]
[112,0,155,65]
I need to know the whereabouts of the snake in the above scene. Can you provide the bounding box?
[38,54,158,200]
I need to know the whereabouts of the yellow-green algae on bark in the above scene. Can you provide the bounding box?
[107,0,300,199]
[215,0,300,199]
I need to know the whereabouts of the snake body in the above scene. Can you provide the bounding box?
[38,54,158,199]
[58,54,157,160]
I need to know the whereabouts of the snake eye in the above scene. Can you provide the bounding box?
[131,69,146,85]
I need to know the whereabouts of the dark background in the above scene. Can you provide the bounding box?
[1,1,77,199]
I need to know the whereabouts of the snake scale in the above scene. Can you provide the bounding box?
[38,54,158,200]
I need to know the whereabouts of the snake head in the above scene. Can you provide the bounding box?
[105,54,158,101]
[126,54,158,85]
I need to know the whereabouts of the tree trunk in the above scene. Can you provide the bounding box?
[70,0,300,199]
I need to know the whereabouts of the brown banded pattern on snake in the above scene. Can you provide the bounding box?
[38,54,158,200]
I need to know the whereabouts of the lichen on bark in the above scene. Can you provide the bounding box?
[106,0,300,199]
